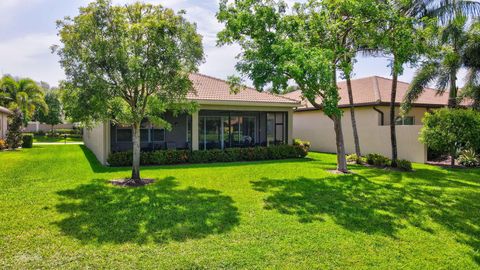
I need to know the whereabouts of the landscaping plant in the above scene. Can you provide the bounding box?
[457,149,479,167]
[55,0,204,184]
[6,108,23,149]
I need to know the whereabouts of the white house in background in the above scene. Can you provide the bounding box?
[0,106,12,139]
[284,76,464,163]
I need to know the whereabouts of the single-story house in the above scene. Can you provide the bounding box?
[0,106,12,139]
[84,73,300,165]
[284,76,458,163]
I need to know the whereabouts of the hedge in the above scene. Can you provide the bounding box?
[21,134,33,148]
[107,144,309,167]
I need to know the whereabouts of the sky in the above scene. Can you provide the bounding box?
[0,0,423,88]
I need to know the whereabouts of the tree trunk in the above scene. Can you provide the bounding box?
[448,69,458,108]
[346,75,361,157]
[333,114,348,173]
[131,122,141,181]
[390,71,398,167]
[450,147,456,167]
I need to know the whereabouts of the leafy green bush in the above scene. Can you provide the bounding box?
[366,153,391,167]
[458,149,479,167]
[346,153,364,164]
[21,134,33,148]
[108,145,309,166]
[397,159,413,171]
[421,109,480,164]
[293,139,311,149]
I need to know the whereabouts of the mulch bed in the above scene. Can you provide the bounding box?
[110,178,155,187]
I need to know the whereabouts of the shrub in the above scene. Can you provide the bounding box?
[458,149,479,167]
[421,108,480,165]
[293,138,311,150]
[0,139,7,150]
[397,159,413,171]
[366,153,391,167]
[22,134,33,148]
[6,108,23,149]
[346,153,364,164]
[108,144,309,166]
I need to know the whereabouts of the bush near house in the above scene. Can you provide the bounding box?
[346,153,365,164]
[364,153,413,171]
[108,145,309,167]
[21,134,33,148]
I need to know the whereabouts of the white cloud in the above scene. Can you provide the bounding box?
[0,33,63,85]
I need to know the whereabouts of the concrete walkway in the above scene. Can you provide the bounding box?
[33,142,84,145]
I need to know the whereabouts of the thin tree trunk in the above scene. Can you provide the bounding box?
[332,68,348,173]
[346,75,361,157]
[131,122,141,181]
[333,114,348,173]
[450,146,456,167]
[448,69,458,108]
[390,70,398,167]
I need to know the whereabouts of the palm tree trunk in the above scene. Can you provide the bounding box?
[346,75,361,157]
[390,70,398,167]
[448,69,458,108]
[131,122,141,181]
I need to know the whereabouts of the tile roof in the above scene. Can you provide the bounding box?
[187,73,299,105]
[283,76,469,110]
[0,106,12,115]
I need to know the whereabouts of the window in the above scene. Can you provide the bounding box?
[395,116,415,125]
[117,129,132,142]
[140,129,149,142]
[152,129,165,142]
[267,112,287,145]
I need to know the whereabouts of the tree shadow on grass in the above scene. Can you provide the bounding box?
[251,174,480,263]
[55,177,239,245]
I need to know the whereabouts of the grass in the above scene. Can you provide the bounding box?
[0,145,479,269]
[32,135,83,143]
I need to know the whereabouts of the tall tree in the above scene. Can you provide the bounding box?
[402,15,469,112]
[0,75,48,125]
[461,19,480,110]
[36,91,63,132]
[55,0,204,183]
[376,0,429,167]
[217,0,381,172]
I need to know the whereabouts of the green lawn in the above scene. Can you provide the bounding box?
[32,135,83,143]
[0,145,479,269]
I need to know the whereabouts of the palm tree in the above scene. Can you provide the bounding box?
[461,19,480,110]
[0,75,48,125]
[402,15,469,112]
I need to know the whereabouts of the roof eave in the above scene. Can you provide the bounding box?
[191,99,300,108]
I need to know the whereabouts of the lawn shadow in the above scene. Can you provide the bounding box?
[55,177,240,245]
[251,173,480,262]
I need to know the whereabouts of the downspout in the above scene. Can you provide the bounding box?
[373,106,384,126]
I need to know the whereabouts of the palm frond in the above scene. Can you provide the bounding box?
[402,61,440,113]
[428,0,480,24]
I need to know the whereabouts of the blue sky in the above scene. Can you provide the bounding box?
[0,0,421,87]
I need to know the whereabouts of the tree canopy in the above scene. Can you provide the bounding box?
[55,0,204,181]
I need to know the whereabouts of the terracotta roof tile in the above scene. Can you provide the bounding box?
[284,76,469,109]
[187,73,299,105]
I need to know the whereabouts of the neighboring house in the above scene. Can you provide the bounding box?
[0,106,12,139]
[284,76,459,163]
[84,73,300,165]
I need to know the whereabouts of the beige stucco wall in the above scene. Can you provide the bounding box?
[0,112,8,139]
[292,106,428,163]
[83,121,110,165]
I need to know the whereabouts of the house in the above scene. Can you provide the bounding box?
[284,76,456,163]
[84,73,300,165]
[0,106,12,139]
